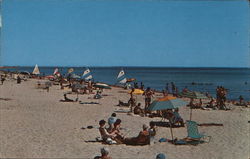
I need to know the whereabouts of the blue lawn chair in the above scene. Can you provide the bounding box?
[186,120,211,143]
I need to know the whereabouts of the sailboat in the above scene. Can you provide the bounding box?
[32,64,40,75]
[53,68,61,77]
[82,68,93,80]
[117,69,127,84]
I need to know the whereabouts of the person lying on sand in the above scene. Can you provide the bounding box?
[124,124,150,145]
[98,120,117,144]
[94,147,112,159]
[117,100,130,107]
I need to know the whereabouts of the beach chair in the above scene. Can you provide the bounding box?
[186,120,211,143]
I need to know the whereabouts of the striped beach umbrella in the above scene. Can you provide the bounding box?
[147,96,187,111]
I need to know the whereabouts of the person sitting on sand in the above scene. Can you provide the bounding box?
[111,119,124,144]
[172,108,184,127]
[124,124,150,145]
[94,147,112,159]
[17,75,21,84]
[94,90,102,99]
[64,94,74,102]
[98,120,117,144]
[107,113,117,133]
[188,98,195,107]
[148,122,156,144]
[134,103,144,115]
[206,98,216,109]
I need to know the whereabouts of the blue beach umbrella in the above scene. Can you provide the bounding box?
[147,96,187,142]
[147,96,187,111]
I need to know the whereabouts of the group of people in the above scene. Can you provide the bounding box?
[98,113,156,145]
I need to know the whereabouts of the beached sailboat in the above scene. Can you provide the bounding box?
[32,64,40,75]
[117,69,127,84]
[53,68,61,77]
[82,68,93,80]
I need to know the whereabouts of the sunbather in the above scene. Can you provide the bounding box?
[134,103,144,115]
[111,119,124,144]
[98,120,117,144]
[124,124,150,145]
[117,100,130,107]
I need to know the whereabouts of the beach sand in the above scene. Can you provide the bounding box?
[0,79,249,159]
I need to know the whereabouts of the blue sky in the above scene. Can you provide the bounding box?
[1,0,249,67]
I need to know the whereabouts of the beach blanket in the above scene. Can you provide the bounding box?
[198,123,223,126]
[114,109,131,113]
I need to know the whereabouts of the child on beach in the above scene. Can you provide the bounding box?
[98,120,117,145]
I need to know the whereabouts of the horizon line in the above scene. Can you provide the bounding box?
[1,65,250,69]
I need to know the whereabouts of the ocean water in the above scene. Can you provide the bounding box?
[4,67,250,101]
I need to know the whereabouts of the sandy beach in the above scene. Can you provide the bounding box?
[0,78,249,159]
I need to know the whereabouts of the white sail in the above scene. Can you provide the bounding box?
[83,68,90,76]
[117,70,125,79]
[53,68,59,75]
[119,78,127,84]
[32,64,40,75]
[82,68,93,80]
[85,75,93,80]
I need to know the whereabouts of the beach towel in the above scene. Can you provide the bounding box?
[79,102,99,104]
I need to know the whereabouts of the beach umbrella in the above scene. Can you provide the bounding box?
[147,96,187,142]
[179,91,208,120]
[179,91,208,99]
[93,83,111,89]
[128,89,144,95]
[147,96,187,111]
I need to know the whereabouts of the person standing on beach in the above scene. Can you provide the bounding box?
[171,82,176,95]
[143,87,154,114]
[1,75,5,85]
